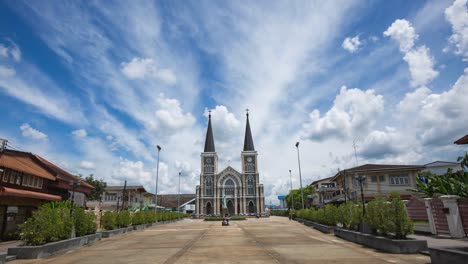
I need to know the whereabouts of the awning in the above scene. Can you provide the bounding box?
[0,187,62,201]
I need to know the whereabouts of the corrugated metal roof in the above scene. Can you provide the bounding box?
[0,186,62,201]
[0,151,56,180]
[454,135,468,145]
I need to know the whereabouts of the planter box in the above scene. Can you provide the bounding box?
[429,247,468,264]
[302,220,335,234]
[334,228,427,254]
[133,224,146,230]
[0,253,5,264]
[8,233,102,259]
[413,222,431,234]
[126,226,134,232]
[99,227,128,238]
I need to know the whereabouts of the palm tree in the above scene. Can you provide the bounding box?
[457,152,468,171]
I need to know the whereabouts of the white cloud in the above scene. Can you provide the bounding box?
[112,158,153,187]
[153,94,196,131]
[301,86,384,141]
[444,0,468,61]
[403,46,439,87]
[20,123,48,140]
[384,19,438,87]
[397,68,468,146]
[0,65,15,77]
[358,127,405,159]
[342,36,362,53]
[79,160,95,170]
[72,129,87,138]
[120,57,177,85]
[204,105,242,142]
[0,41,21,62]
[384,19,418,52]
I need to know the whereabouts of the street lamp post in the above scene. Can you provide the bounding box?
[289,169,294,220]
[69,181,81,238]
[295,142,304,209]
[178,171,181,219]
[155,145,161,214]
[355,174,366,216]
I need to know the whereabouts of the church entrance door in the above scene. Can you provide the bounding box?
[227,200,234,215]
[206,202,212,215]
[248,201,255,214]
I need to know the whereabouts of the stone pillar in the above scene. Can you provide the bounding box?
[440,195,465,238]
[424,198,437,235]
[214,183,218,215]
[256,185,260,214]
[234,190,238,215]
[243,179,247,214]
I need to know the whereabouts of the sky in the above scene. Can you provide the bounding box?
[0,0,467,205]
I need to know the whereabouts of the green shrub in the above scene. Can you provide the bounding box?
[18,201,94,246]
[388,192,413,239]
[132,211,145,225]
[364,195,391,236]
[74,208,96,236]
[337,202,362,230]
[116,211,132,227]
[101,211,117,230]
[270,210,289,217]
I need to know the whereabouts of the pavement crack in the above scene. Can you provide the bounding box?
[162,223,211,264]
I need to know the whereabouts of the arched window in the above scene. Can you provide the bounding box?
[247,176,255,195]
[205,177,213,196]
[224,178,235,196]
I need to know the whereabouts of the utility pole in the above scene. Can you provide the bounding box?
[295,142,304,209]
[155,145,161,214]
[343,170,347,203]
[289,169,294,220]
[355,174,366,216]
[178,171,181,219]
[122,180,127,210]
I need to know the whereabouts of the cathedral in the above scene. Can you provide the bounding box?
[195,111,265,217]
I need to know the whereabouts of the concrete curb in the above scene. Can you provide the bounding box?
[99,227,128,238]
[334,228,427,254]
[302,220,335,234]
[0,253,5,264]
[7,233,102,259]
[429,246,468,264]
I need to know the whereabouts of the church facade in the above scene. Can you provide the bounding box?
[195,111,265,216]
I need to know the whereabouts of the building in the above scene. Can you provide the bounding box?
[0,147,94,240]
[310,177,339,207]
[195,111,265,216]
[454,135,468,145]
[88,185,154,211]
[329,164,425,203]
[423,161,463,175]
[277,195,287,209]
[155,194,196,214]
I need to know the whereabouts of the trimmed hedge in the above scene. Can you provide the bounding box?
[18,201,96,246]
[102,211,185,230]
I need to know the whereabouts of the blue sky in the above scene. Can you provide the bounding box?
[0,0,467,205]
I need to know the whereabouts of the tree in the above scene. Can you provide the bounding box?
[457,152,468,171]
[285,185,314,210]
[84,174,107,201]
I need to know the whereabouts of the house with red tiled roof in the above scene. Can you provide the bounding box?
[0,149,61,240]
[35,155,94,207]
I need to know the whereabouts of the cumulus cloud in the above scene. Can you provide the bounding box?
[384,19,438,87]
[20,123,48,140]
[204,105,242,142]
[403,46,439,87]
[79,160,95,170]
[152,94,196,131]
[444,0,468,61]
[0,41,21,62]
[398,68,468,146]
[112,158,153,187]
[342,36,362,53]
[72,129,87,138]
[358,127,405,159]
[383,19,418,52]
[301,86,384,141]
[0,65,15,78]
[120,57,177,84]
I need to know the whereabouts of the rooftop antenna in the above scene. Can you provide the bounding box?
[0,139,8,152]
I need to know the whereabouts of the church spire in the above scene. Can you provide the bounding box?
[243,109,255,151]
[204,111,215,152]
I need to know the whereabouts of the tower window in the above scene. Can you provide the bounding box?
[247,176,255,195]
[205,177,213,196]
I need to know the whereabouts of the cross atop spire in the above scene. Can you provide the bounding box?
[204,111,215,152]
[243,109,255,151]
